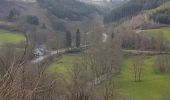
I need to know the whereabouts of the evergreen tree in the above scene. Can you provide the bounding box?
[41,23,47,29]
[65,31,72,47]
[26,15,39,25]
[151,9,170,25]
[111,32,114,39]
[76,29,81,47]
[7,9,16,22]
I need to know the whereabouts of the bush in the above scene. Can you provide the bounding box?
[26,15,39,25]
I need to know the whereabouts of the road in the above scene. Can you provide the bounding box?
[32,45,170,64]
[31,46,87,63]
[31,29,170,64]
[0,21,13,25]
[31,49,66,63]
[123,49,170,55]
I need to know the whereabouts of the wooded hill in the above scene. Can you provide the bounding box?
[37,0,99,21]
[147,1,170,25]
[104,0,169,23]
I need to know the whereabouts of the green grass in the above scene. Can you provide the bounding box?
[47,53,81,81]
[0,29,24,45]
[145,27,170,41]
[47,53,81,74]
[118,56,170,100]
[47,53,170,100]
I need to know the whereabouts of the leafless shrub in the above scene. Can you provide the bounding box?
[0,32,57,100]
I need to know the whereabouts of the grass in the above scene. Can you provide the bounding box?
[47,53,81,75]
[145,27,170,41]
[118,56,170,100]
[47,53,81,81]
[47,53,170,100]
[0,29,25,45]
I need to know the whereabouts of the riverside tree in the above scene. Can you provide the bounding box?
[65,31,72,47]
[76,28,81,47]
[0,33,57,100]
[133,57,144,82]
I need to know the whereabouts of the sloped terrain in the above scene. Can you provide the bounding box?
[37,0,99,21]
[104,0,169,23]
[147,1,170,25]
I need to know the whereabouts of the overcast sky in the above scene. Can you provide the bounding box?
[80,0,110,2]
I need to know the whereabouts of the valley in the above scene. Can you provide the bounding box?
[0,0,170,100]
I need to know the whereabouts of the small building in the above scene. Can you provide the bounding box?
[33,45,46,57]
[33,48,44,57]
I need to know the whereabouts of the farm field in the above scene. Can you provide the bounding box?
[0,29,24,45]
[145,27,170,41]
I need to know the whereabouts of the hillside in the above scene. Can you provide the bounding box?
[0,1,51,29]
[0,0,106,46]
[147,1,170,25]
[37,0,99,21]
[104,0,169,23]
[0,0,102,31]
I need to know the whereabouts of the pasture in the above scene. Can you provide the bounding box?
[145,27,170,41]
[47,52,170,100]
[118,55,170,100]
[0,29,24,45]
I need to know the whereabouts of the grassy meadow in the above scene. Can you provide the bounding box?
[118,56,170,100]
[47,53,81,78]
[47,53,170,100]
[0,29,25,45]
[145,27,170,41]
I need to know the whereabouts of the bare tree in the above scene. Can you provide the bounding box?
[154,54,170,73]
[0,19,60,100]
[102,80,116,100]
[59,59,95,100]
[133,56,144,82]
[156,32,165,53]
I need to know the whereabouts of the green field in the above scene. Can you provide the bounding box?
[145,27,170,41]
[47,53,81,81]
[47,53,170,100]
[0,29,25,45]
[118,56,170,100]
[47,53,81,74]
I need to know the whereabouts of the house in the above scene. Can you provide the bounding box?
[33,45,46,57]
